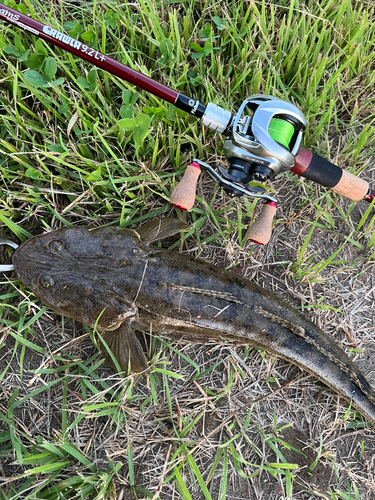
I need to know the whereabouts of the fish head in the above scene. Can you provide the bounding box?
[12,226,147,329]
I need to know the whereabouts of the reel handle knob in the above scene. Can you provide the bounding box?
[247,201,277,245]
[170,162,201,210]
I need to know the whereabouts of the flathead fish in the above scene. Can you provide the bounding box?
[11,219,375,425]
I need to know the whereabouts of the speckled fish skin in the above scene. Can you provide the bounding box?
[12,224,375,426]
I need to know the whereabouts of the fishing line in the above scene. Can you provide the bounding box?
[268,118,295,151]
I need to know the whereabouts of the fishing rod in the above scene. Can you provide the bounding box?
[0,4,374,245]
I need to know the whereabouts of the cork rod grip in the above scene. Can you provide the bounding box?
[292,148,369,201]
[247,202,277,245]
[330,170,369,200]
[170,162,201,210]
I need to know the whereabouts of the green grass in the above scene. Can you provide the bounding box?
[1,0,375,498]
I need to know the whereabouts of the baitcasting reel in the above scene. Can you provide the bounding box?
[170,95,308,244]
[222,95,307,195]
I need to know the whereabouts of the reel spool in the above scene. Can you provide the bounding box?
[170,95,307,244]
[221,95,307,195]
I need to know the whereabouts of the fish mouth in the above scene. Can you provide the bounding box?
[12,237,52,287]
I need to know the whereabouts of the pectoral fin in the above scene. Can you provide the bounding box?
[136,218,189,244]
[99,322,148,374]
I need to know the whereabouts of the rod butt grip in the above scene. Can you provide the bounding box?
[170,162,201,210]
[247,202,277,245]
[293,148,369,201]
[330,169,369,201]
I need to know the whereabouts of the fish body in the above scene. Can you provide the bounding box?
[12,221,375,425]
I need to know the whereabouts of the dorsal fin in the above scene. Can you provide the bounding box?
[136,218,189,244]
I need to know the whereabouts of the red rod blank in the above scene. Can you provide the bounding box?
[0,3,178,104]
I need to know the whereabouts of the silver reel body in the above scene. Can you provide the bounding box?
[224,95,307,176]
[199,94,308,200]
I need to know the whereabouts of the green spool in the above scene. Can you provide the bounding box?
[268,118,295,150]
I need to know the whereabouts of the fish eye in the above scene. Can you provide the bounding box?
[39,275,55,288]
[48,240,64,252]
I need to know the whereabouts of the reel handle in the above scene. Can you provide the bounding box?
[170,162,201,210]
[247,201,277,245]
[293,148,370,201]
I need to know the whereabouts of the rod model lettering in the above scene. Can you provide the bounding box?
[0,3,373,244]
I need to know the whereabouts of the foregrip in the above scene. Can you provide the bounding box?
[292,148,369,201]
